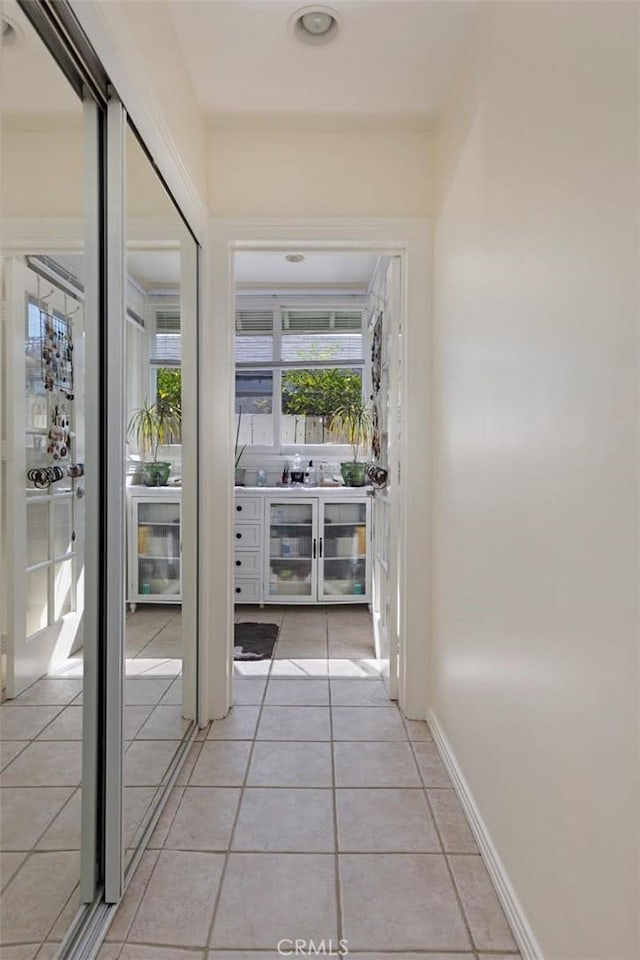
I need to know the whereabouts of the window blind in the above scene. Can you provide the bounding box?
[282,309,362,332]
[281,309,363,363]
[235,307,275,363]
[235,305,364,365]
[150,305,181,364]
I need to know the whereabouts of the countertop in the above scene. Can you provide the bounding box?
[126,484,181,496]
[236,485,371,497]
[126,484,370,497]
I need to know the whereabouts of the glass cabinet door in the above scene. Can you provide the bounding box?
[320,500,369,601]
[135,500,181,599]
[267,500,316,600]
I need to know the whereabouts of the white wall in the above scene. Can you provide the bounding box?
[209,128,433,217]
[1,128,83,219]
[431,4,639,959]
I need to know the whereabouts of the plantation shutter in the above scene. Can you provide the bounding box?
[280,309,363,364]
[150,298,181,365]
[234,303,364,366]
[235,308,274,363]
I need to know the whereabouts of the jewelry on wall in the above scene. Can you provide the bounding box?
[35,278,76,474]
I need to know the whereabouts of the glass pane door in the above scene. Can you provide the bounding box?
[0,5,101,946]
[267,500,316,599]
[135,501,181,599]
[120,124,198,881]
[320,500,368,601]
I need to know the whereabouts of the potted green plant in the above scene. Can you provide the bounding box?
[127,398,181,487]
[235,411,247,486]
[329,399,373,487]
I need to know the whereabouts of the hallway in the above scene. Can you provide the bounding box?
[104,606,519,959]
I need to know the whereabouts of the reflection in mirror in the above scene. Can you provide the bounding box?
[0,0,97,951]
[122,126,197,867]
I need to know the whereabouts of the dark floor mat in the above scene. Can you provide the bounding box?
[233,622,279,660]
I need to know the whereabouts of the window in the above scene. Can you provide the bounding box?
[281,367,361,444]
[150,299,181,364]
[235,301,365,450]
[147,297,182,440]
[236,370,274,445]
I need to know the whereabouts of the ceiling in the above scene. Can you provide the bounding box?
[2,1,476,130]
[168,0,476,130]
[119,250,381,291]
[234,251,379,290]
[127,251,181,288]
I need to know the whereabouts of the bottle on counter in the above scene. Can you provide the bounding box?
[304,460,317,485]
[290,452,304,484]
[281,462,289,485]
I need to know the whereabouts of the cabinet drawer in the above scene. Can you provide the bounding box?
[234,551,261,575]
[234,522,261,548]
[234,577,261,602]
[234,497,261,520]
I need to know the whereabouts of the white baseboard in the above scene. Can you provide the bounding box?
[428,709,544,960]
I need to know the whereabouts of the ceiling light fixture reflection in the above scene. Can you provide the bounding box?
[1,16,22,47]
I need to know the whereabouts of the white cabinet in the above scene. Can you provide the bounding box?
[266,498,318,602]
[233,495,263,603]
[318,499,369,602]
[265,495,370,604]
[127,490,181,611]
[234,490,371,605]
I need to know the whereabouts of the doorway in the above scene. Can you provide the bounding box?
[205,218,431,722]
[231,247,402,698]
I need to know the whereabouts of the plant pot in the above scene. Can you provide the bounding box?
[141,461,171,487]
[235,467,246,486]
[340,462,367,487]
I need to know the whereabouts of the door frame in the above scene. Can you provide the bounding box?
[204,217,432,721]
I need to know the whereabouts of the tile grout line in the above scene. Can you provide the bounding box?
[0,608,176,960]
[106,613,184,944]
[43,875,82,947]
[326,610,345,948]
[0,739,35,774]
[201,623,273,954]
[128,613,177,659]
[404,716,481,955]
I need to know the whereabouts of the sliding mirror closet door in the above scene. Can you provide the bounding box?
[0,1,102,952]
[121,125,198,870]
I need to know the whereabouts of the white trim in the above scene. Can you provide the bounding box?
[80,94,100,905]
[428,710,544,960]
[178,233,198,723]
[0,217,184,252]
[0,219,86,254]
[205,217,431,720]
[104,95,126,903]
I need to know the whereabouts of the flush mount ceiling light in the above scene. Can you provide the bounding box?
[289,5,341,46]
[285,254,306,263]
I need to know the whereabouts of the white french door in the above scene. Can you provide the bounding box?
[371,255,403,699]
[4,258,85,697]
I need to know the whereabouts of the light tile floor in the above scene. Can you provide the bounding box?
[101,605,520,960]
[0,604,189,959]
